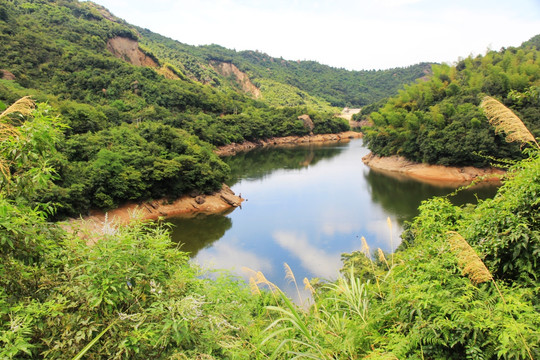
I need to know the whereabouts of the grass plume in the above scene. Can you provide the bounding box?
[446,231,533,359]
[480,96,539,149]
[0,97,34,182]
[387,217,394,266]
[360,236,370,257]
[248,277,261,296]
[284,263,303,305]
[447,231,492,285]
[242,266,280,306]
[0,96,35,120]
[360,236,383,297]
[377,248,390,271]
[303,278,315,296]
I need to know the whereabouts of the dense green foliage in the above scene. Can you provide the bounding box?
[139,29,433,108]
[2,100,539,359]
[363,37,540,166]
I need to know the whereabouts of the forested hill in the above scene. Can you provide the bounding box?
[363,35,540,167]
[138,28,433,108]
[0,0,350,217]
[0,0,433,217]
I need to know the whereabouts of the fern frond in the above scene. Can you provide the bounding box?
[447,231,492,285]
[480,96,539,149]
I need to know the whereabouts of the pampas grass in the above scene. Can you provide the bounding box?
[284,262,303,305]
[303,277,315,296]
[0,97,35,181]
[377,248,390,271]
[387,217,394,266]
[0,96,36,181]
[446,231,533,360]
[0,96,35,120]
[360,236,370,258]
[447,231,492,285]
[480,96,539,149]
[360,236,383,297]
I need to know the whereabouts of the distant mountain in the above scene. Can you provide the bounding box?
[137,28,433,108]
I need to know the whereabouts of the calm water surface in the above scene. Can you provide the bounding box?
[167,139,498,300]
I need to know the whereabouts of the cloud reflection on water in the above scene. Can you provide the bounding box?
[273,231,342,280]
[194,240,274,279]
[364,218,403,252]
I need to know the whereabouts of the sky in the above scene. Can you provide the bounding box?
[88,0,540,70]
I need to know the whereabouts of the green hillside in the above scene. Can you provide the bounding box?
[0,0,352,216]
[139,28,433,108]
[363,35,540,166]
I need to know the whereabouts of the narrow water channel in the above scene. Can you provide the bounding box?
[167,139,498,301]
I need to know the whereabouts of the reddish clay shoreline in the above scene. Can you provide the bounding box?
[80,184,243,225]
[362,153,505,185]
[214,131,363,156]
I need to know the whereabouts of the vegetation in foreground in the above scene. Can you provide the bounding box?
[1,98,539,359]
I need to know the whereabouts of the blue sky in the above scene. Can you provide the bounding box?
[89,0,540,70]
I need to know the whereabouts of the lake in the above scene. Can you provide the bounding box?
[167,139,498,302]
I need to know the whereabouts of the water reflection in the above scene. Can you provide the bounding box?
[364,167,499,225]
[273,231,342,280]
[194,240,274,279]
[224,143,346,185]
[167,212,233,257]
[167,139,500,300]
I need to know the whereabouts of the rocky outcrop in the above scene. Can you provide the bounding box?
[66,184,243,238]
[362,153,505,185]
[338,107,361,121]
[211,61,261,98]
[106,37,158,68]
[0,70,16,80]
[298,114,314,133]
[215,131,363,156]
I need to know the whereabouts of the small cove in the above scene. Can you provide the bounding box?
[167,139,498,301]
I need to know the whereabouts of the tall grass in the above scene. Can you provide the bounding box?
[447,231,533,360]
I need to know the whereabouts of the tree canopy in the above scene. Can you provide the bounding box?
[363,38,540,166]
